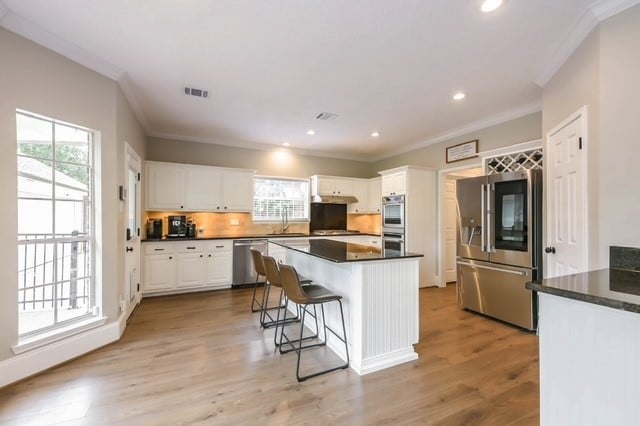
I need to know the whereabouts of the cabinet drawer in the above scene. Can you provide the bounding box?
[144,243,175,255]
[205,240,232,252]
[175,242,205,253]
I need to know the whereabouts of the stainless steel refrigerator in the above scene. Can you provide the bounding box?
[456,169,542,330]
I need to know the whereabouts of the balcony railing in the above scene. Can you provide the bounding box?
[18,232,91,313]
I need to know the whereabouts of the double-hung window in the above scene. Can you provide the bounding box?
[253,177,310,222]
[16,110,95,337]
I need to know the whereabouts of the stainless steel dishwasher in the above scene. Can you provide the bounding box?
[232,239,268,287]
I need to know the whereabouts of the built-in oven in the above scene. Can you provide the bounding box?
[382,228,405,255]
[382,195,405,229]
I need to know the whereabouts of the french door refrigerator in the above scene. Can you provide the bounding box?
[456,169,542,330]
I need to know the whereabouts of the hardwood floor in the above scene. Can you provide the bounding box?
[0,285,539,425]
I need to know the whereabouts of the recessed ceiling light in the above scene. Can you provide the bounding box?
[371,132,380,137]
[282,142,290,147]
[481,0,503,13]
[453,92,466,101]
[306,130,315,135]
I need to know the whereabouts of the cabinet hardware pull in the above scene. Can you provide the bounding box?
[216,245,224,248]
[169,256,173,259]
[200,255,203,258]
[154,248,164,251]
[187,246,196,249]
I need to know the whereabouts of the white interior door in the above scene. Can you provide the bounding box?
[124,143,142,311]
[545,107,588,278]
[443,177,457,283]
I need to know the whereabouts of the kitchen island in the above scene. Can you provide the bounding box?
[269,238,423,375]
[527,261,640,425]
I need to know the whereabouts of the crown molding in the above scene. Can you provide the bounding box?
[535,0,640,87]
[590,0,640,20]
[534,8,599,87]
[0,8,124,80]
[118,74,150,133]
[370,101,542,162]
[147,131,372,163]
[0,1,9,22]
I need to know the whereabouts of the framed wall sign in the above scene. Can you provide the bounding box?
[446,139,478,163]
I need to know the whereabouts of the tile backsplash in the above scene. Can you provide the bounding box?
[610,246,640,272]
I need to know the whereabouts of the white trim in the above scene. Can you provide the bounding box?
[590,0,640,20]
[12,316,107,354]
[1,320,120,388]
[351,348,419,376]
[480,139,543,162]
[370,102,542,162]
[0,9,123,80]
[535,9,599,87]
[0,1,9,21]
[545,105,589,275]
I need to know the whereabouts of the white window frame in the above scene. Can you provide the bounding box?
[252,176,310,223]
[16,110,97,339]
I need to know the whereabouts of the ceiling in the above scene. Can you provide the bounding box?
[0,0,633,161]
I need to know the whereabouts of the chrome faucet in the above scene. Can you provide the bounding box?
[281,207,290,234]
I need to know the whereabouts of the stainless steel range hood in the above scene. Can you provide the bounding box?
[311,195,359,204]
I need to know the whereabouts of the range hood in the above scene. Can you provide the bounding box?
[311,195,358,204]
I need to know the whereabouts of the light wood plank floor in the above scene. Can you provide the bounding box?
[0,285,539,425]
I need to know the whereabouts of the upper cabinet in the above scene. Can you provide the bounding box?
[348,179,368,214]
[311,176,355,196]
[367,177,381,214]
[381,172,407,196]
[145,161,254,212]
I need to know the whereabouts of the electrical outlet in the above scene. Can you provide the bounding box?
[230,219,240,226]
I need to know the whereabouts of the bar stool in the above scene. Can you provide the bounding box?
[278,264,350,382]
[250,249,268,312]
[262,255,318,344]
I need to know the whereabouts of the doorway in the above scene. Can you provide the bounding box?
[123,142,142,316]
[437,165,484,287]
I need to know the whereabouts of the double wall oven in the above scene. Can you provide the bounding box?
[382,195,406,255]
[456,169,542,330]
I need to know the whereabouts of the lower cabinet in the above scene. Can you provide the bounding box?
[143,240,232,296]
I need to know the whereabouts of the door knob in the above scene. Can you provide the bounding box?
[544,246,556,254]
[126,246,134,252]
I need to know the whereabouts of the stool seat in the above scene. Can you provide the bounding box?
[299,285,342,304]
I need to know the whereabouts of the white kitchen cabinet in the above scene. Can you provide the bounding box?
[348,179,369,214]
[142,239,232,295]
[367,177,381,213]
[146,162,186,210]
[205,241,233,287]
[145,161,254,212]
[310,175,355,196]
[143,243,177,292]
[381,172,406,196]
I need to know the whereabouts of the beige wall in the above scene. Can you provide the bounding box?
[146,137,374,178]
[0,28,143,362]
[371,112,542,172]
[597,5,640,265]
[542,4,640,269]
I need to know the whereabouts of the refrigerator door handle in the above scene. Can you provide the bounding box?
[457,261,528,277]
[480,184,486,252]
[486,183,493,253]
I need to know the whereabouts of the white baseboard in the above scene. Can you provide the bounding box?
[353,348,419,376]
[0,319,122,388]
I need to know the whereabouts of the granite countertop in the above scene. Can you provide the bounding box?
[270,238,423,263]
[142,232,381,242]
[526,269,640,313]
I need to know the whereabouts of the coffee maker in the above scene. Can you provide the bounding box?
[147,219,163,239]
[167,215,187,238]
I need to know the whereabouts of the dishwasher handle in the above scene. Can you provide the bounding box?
[457,260,528,277]
[233,240,267,247]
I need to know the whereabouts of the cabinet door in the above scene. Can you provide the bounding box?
[143,254,176,292]
[367,178,381,213]
[206,251,232,287]
[222,170,254,212]
[176,253,206,288]
[146,163,185,210]
[185,167,222,211]
[317,177,336,195]
[348,180,368,213]
[334,178,354,196]
[393,173,407,195]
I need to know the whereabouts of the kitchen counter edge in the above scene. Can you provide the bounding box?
[142,232,381,242]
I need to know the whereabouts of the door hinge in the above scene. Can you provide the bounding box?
[578,137,583,150]
[137,283,140,291]
[137,228,140,236]
[137,172,141,181]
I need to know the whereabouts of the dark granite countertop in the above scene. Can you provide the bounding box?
[526,269,640,313]
[270,238,423,263]
[142,232,381,242]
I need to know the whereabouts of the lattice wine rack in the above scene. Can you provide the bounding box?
[484,149,543,174]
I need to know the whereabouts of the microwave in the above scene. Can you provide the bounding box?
[382,195,405,229]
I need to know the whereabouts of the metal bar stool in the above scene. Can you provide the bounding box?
[250,248,268,312]
[278,264,350,382]
[262,255,318,345]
